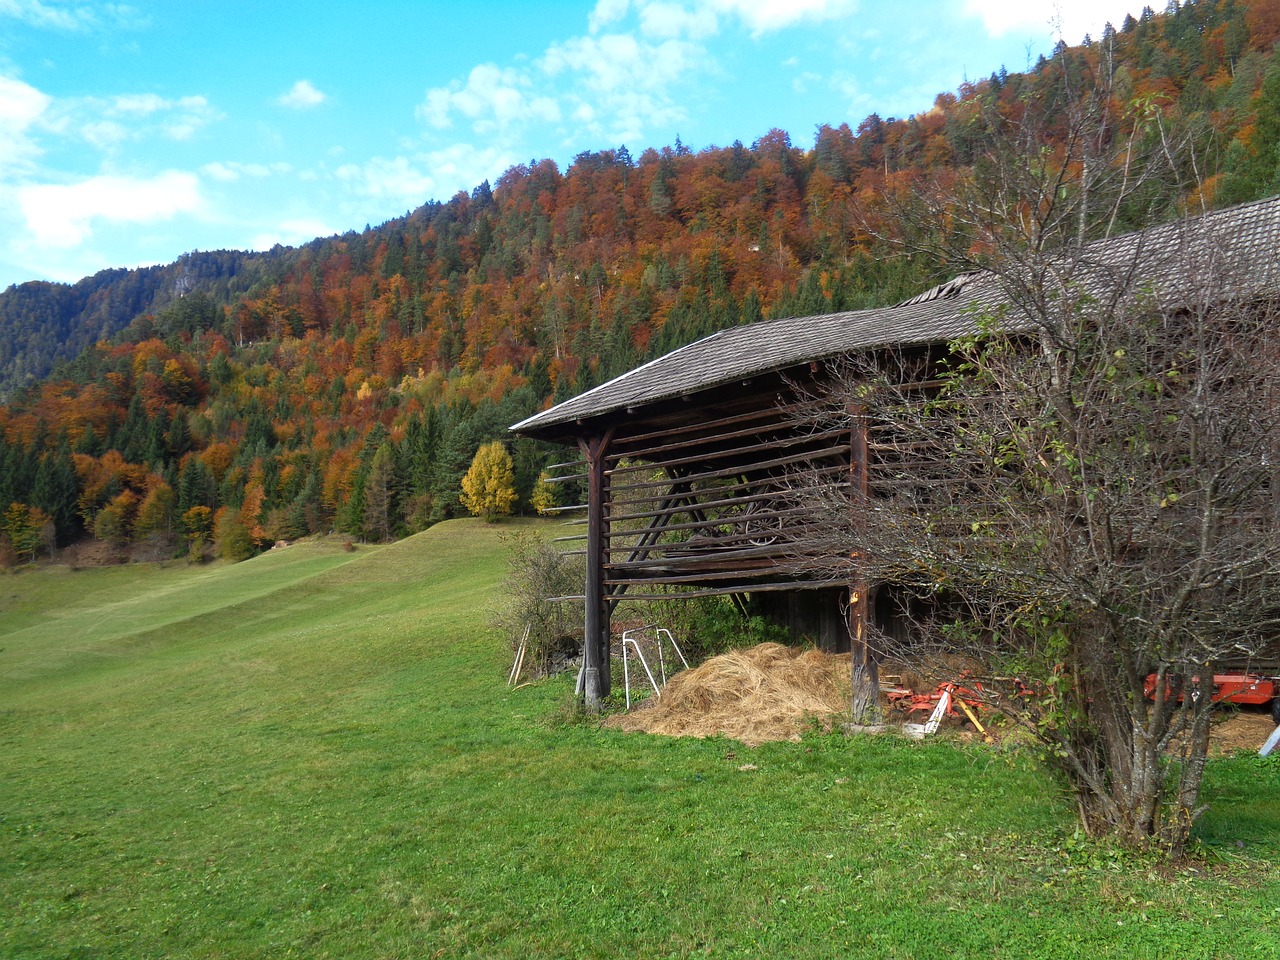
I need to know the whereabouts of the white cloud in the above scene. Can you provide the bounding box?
[420,143,516,194]
[0,0,92,29]
[830,71,875,117]
[792,70,822,94]
[419,87,454,130]
[58,92,220,148]
[419,63,560,137]
[80,119,128,149]
[963,1,1140,41]
[542,31,699,142]
[250,218,339,251]
[324,146,515,230]
[340,145,516,209]
[709,0,859,35]
[427,0,868,159]
[110,93,166,115]
[0,1,149,31]
[0,74,51,173]
[637,1,717,40]
[420,3,728,154]
[592,0,857,40]
[201,160,292,182]
[278,80,326,109]
[589,0,630,33]
[335,155,439,207]
[17,170,204,247]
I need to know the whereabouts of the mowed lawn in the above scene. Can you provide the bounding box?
[2,519,1278,959]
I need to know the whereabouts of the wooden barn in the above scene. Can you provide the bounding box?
[510,196,1280,705]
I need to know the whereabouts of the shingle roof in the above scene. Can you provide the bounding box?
[512,195,1280,438]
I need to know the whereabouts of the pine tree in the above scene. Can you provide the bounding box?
[339,424,388,536]
[167,409,192,458]
[429,412,478,522]
[32,442,80,544]
[362,443,396,542]
[178,457,217,514]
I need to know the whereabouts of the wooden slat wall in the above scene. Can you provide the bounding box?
[592,386,851,600]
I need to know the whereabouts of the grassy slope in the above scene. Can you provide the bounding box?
[1,519,1278,960]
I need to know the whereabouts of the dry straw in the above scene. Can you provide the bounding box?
[606,642,852,746]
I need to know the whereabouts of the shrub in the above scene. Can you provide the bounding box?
[494,532,583,676]
[643,594,793,662]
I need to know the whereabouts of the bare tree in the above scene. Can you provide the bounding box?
[788,59,1280,855]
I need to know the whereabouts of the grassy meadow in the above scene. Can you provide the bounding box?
[2,518,1278,959]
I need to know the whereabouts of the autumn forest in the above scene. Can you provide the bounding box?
[3,0,1280,565]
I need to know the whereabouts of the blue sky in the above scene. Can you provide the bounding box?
[0,0,1140,291]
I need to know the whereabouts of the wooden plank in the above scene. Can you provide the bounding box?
[538,502,589,514]
[605,566,830,585]
[609,420,848,467]
[606,442,851,492]
[608,540,798,568]
[605,464,849,522]
[602,504,815,545]
[603,580,844,601]
[607,429,847,480]
[609,399,800,450]
[603,485,833,529]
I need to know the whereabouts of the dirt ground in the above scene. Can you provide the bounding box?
[1209,708,1278,754]
[605,642,1280,755]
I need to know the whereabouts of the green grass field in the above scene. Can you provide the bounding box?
[2,519,1279,959]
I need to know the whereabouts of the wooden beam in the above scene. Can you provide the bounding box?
[609,419,846,466]
[605,562,804,585]
[607,442,851,492]
[602,579,844,600]
[603,485,841,530]
[848,403,878,722]
[609,399,798,450]
[579,428,615,710]
[602,505,814,547]
[614,543,788,568]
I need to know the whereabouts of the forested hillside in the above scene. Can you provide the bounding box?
[3,0,1280,564]
[0,250,271,400]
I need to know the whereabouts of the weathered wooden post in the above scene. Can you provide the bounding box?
[580,431,613,710]
[848,403,878,722]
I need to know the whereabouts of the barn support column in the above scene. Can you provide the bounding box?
[580,430,614,711]
[848,404,879,721]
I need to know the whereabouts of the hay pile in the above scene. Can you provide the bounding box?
[606,642,851,746]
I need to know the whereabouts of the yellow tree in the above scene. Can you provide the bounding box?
[182,506,214,544]
[3,503,52,563]
[460,441,517,522]
[530,470,559,515]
